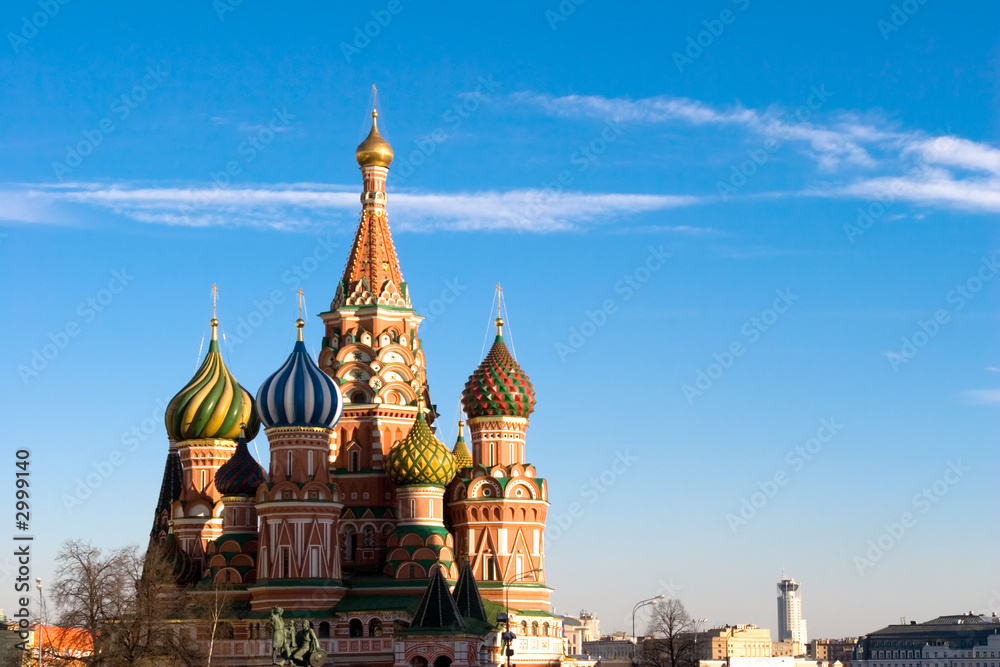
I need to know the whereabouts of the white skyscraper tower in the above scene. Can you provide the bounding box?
[777,574,808,648]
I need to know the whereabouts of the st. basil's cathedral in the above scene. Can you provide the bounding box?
[147,110,565,667]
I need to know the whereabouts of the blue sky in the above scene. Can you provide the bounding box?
[1,0,998,640]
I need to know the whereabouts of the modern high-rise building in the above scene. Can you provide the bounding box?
[778,575,808,648]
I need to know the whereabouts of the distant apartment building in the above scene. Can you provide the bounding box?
[809,638,857,666]
[584,632,636,660]
[851,613,1000,667]
[564,610,602,656]
[774,640,801,657]
[778,575,808,647]
[686,624,774,660]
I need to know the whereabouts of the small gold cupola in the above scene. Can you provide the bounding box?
[355,109,394,168]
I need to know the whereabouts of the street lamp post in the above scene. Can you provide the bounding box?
[35,577,42,667]
[631,595,664,667]
[500,568,543,667]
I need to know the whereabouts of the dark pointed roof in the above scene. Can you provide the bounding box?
[149,450,182,538]
[452,561,487,622]
[410,567,465,630]
[215,432,266,497]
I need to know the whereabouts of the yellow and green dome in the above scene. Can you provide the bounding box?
[165,319,260,442]
[385,410,457,487]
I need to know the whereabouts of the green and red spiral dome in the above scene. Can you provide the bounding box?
[461,318,536,419]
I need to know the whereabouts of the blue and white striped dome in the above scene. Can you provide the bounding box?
[256,320,344,430]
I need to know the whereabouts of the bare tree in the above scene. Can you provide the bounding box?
[51,539,200,667]
[192,584,234,667]
[643,599,698,667]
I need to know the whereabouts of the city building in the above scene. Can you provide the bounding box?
[564,611,601,657]
[699,657,833,667]
[809,638,857,667]
[686,625,773,660]
[851,613,1000,667]
[583,633,636,660]
[145,108,564,667]
[778,575,808,649]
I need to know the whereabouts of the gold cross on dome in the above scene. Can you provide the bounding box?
[296,288,304,318]
[211,283,218,318]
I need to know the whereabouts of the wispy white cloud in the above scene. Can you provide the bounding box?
[964,389,1000,405]
[1,182,706,233]
[512,92,1000,214]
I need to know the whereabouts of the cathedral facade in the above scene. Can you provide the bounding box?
[148,111,564,667]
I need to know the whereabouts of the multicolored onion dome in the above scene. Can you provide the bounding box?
[256,319,343,430]
[355,109,394,168]
[461,318,536,419]
[215,428,265,497]
[452,421,473,469]
[385,409,457,487]
[165,319,260,442]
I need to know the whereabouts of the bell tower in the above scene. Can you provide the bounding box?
[317,108,434,574]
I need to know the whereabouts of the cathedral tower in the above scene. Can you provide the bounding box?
[161,311,259,568]
[250,314,346,611]
[204,426,266,590]
[317,110,432,573]
[449,314,551,611]
[383,401,459,581]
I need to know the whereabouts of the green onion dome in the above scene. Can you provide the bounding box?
[214,428,265,497]
[461,318,536,419]
[452,421,473,470]
[385,409,457,487]
[164,319,260,442]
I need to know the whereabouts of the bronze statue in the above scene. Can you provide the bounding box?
[269,607,288,666]
[268,608,327,666]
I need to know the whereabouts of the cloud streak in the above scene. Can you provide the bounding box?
[512,92,1000,214]
[1,183,705,233]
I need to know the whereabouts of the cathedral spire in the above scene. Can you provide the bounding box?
[337,107,406,307]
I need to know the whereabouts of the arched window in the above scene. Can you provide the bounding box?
[489,443,496,466]
[318,622,330,638]
[349,449,360,472]
[349,619,363,638]
[520,621,528,636]
[434,657,452,667]
[543,622,550,637]
[369,618,382,637]
[352,391,367,404]
[362,525,375,548]
[532,621,539,636]
[411,658,428,667]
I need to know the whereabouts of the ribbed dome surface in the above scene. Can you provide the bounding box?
[165,333,260,442]
[461,329,536,419]
[256,327,343,430]
[385,411,457,487]
[214,432,265,497]
[452,427,473,470]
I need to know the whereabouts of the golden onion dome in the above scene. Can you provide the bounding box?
[355,110,394,168]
